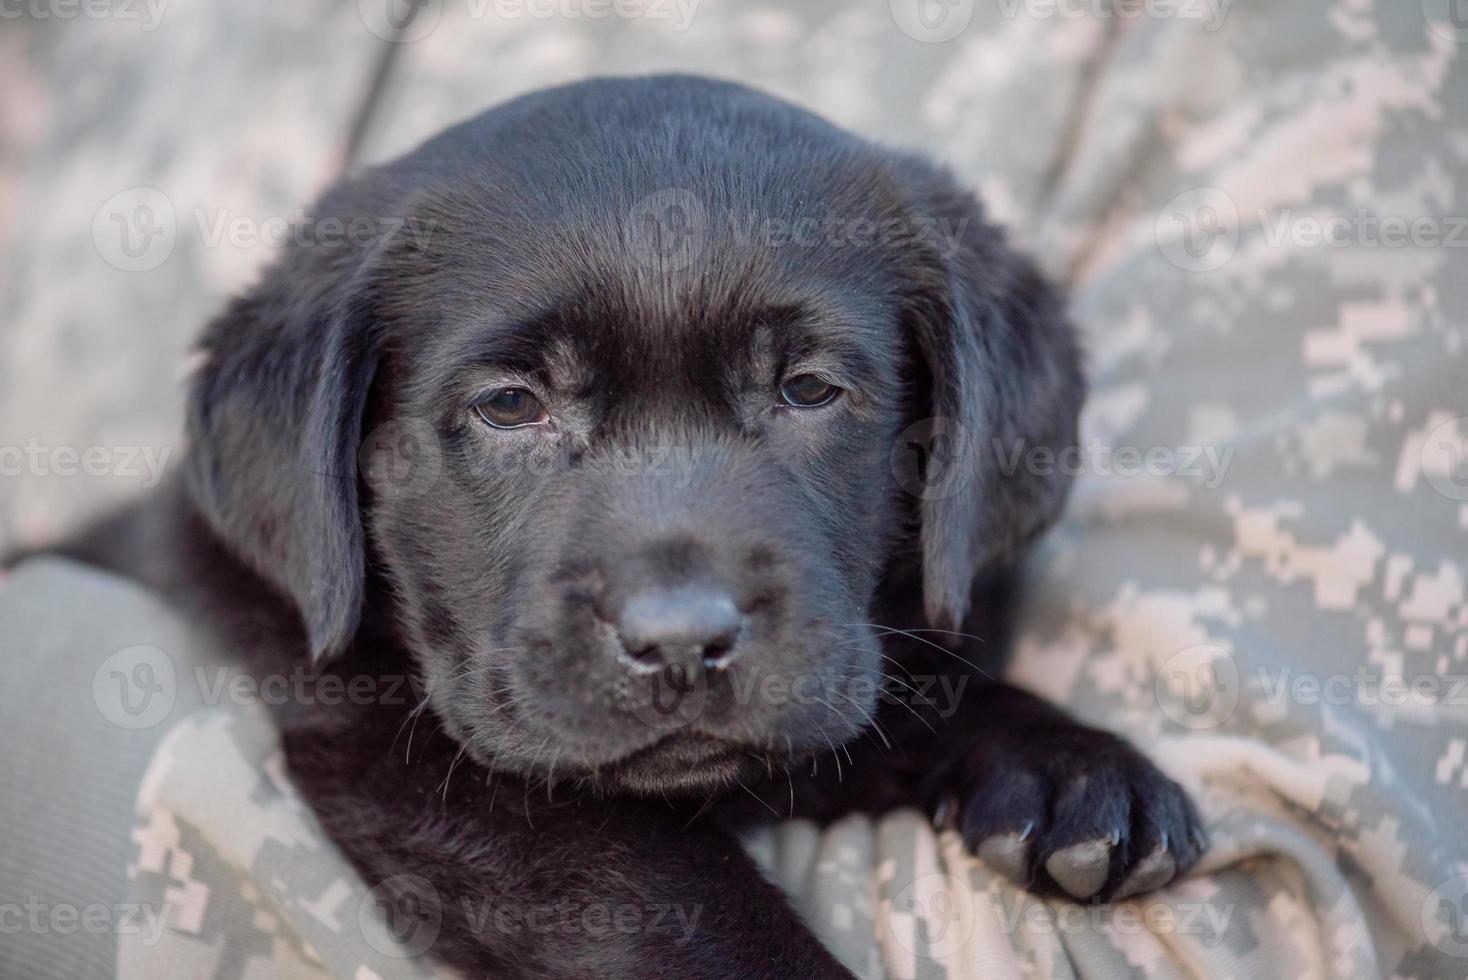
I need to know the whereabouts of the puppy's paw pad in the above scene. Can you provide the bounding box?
[1044,837,1117,900]
[974,824,1034,884]
[1114,839,1178,900]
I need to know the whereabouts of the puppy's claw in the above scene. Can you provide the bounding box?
[975,824,1033,885]
[1043,839,1113,900]
[933,794,960,830]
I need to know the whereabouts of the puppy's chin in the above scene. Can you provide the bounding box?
[590,732,754,796]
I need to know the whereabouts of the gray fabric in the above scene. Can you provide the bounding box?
[0,0,384,551]
[0,560,215,979]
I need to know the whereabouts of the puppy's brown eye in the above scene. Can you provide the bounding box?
[474,387,548,429]
[778,374,840,408]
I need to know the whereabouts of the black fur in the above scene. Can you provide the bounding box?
[31,76,1205,979]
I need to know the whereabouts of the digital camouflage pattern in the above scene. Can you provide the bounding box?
[1,1,1465,978]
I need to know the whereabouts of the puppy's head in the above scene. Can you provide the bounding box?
[186,77,1082,794]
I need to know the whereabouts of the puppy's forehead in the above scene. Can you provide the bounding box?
[391,117,915,400]
[449,277,896,399]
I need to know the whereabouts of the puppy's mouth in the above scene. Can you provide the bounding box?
[593,732,751,794]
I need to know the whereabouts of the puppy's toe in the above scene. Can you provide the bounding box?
[1043,838,1116,900]
[1114,840,1177,900]
[1115,771,1210,899]
[974,825,1034,885]
[948,761,1047,887]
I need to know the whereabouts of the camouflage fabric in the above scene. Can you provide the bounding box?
[2,1,1466,978]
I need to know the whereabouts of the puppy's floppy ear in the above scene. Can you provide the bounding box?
[184,209,383,661]
[895,160,1085,631]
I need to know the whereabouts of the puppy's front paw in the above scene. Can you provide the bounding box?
[929,725,1207,901]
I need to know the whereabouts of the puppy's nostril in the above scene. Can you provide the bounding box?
[616,587,744,672]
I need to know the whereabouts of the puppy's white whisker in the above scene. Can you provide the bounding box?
[542,754,554,801]
[841,622,989,645]
[852,623,996,681]
[856,669,940,736]
[438,739,473,802]
[806,715,842,783]
[390,687,442,764]
[829,688,892,751]
[735,776,781,819]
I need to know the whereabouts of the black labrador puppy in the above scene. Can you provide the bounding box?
[46,75,1205,978]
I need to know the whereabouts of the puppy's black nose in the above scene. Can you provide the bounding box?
[615,587,744,673]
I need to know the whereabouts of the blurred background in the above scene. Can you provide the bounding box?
[3,2,1468,976]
